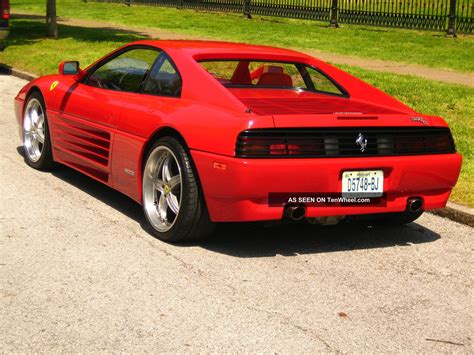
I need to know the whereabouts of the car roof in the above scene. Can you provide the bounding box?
[130,40,311,60]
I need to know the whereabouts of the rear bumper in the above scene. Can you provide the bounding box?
[192,151,462,222]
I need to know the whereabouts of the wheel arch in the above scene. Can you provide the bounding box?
[22,86,43,114]
[141,126,189,172]
[26,85,43,101]
[27,85,42,95]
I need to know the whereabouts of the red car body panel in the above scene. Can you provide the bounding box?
[14,40,462,222]
[192,151,460,221]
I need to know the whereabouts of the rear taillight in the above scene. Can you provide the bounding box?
[269,144,286,155]
[2,0,9,20]
[235,128,456,158]
[236,134,326,157]
[238,136,286,157]
[393,134,455,154]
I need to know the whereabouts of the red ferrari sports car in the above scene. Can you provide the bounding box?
[15,40,462,242]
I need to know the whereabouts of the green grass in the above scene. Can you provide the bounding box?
[9,0,474,72]
[0,18,144,75]
[0,18,472,206]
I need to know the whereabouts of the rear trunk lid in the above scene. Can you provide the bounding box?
[229,88,433,127]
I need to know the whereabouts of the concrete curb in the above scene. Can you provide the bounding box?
[0,65,37,81]
[2,66,473,228]
[431,202,474,227]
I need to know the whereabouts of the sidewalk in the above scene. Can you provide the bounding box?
[31,14,474,88]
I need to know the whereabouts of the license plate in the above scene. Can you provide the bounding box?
[342,170,384,197]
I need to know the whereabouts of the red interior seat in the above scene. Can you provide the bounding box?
[231,61,252,85]
[265,66,283,74]
[257,72,293,87]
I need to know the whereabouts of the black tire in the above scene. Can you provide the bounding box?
[142,137,215,243]
[22,91,55,170]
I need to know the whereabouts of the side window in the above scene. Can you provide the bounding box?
[200,61,238,85]
[306,67,343,95]
[143,54,182,97]
[87,48,160,92]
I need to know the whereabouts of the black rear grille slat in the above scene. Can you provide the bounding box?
[235,127,456,158]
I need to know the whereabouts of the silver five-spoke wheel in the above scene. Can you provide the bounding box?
[143,146,183,232]
[23,98,45,163]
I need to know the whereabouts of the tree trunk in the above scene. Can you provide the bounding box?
[46,0,58,38]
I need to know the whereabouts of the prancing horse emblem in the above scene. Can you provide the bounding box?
[356,133,367,152]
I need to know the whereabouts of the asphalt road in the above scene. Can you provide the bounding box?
[1,74,472,352]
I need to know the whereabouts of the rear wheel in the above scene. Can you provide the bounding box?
[142,137,214,242]
[22,92,54,170]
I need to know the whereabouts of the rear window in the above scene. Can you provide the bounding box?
[199,60,345,96]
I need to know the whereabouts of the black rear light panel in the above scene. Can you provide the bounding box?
[235,127,456,158]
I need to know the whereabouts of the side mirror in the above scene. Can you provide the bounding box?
[59,61,80,75]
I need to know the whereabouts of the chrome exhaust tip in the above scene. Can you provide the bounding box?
[407,197,423,213]
[283,204,306,221]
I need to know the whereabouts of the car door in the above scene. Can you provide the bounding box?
[110,52,183,201]
[52,46,161,184]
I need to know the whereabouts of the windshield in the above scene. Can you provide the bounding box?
[199,60,345,96]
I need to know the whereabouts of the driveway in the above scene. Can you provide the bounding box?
[1,74,472,352]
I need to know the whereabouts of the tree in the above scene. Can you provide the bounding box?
[46,0,58,38]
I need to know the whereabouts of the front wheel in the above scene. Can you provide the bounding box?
[142,137,214,242]
[22,92,55,170]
